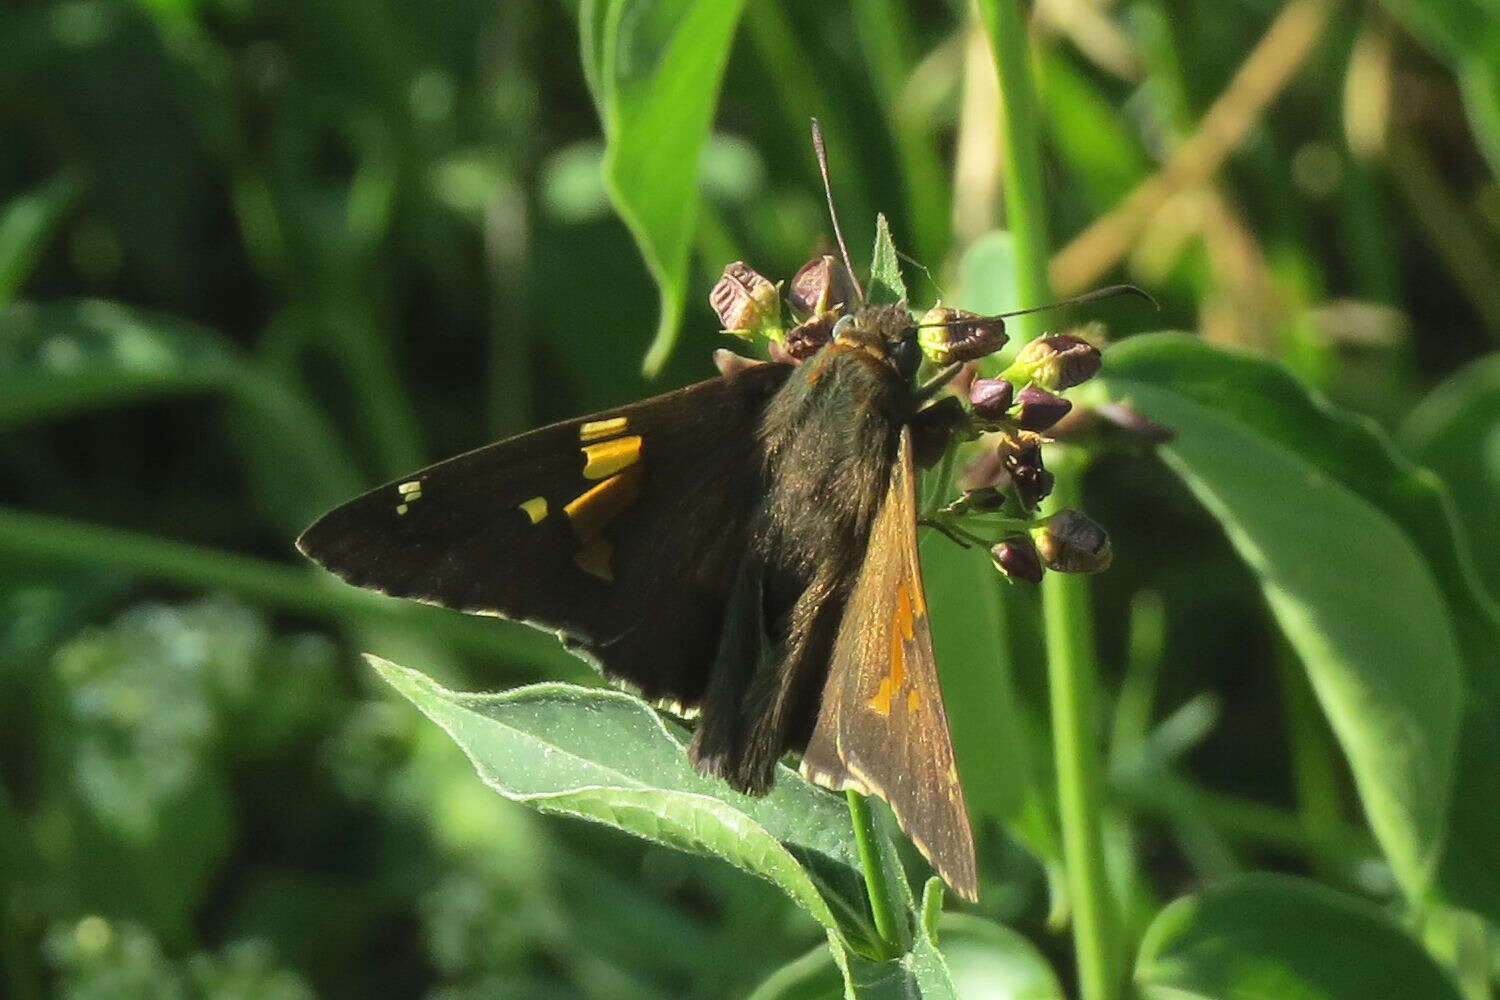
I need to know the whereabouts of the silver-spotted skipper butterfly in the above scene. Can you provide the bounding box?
[298,122,1136,902]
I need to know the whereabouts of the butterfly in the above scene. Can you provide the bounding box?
[296,123,1140,903]
[297,296,983,899]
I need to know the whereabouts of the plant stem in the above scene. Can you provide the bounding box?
[846,790,904,954]
[976,2,1118,994]
[975,0,1052,342]
[1041,456,1118,1000]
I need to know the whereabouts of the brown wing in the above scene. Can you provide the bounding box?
[800,426,978,902]
[297,362,792,708]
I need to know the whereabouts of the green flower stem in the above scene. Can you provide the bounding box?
[1041,455,1118,1000]
[846,790,904,955]
[977,2,1117,993]
[0,505,588,679]
[974,0,1053,343]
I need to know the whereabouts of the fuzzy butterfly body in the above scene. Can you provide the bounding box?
[297,300,980,901]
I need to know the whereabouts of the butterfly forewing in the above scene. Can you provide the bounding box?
[800,427,978,901]
[297,362,791,708]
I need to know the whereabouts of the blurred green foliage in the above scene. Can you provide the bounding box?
[4,0,1500,997]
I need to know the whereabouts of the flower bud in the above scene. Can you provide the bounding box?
[1010,332,1101,390]
[1013,385,1072,431]
[1033,509,1112,573]
[783,311,838,361]
[789,255,857,318]
[710,261,782,338]
[991,536,1044,584]
[968,378,1014,419]
[918,303,1009,365]
[1006,441,1054,510]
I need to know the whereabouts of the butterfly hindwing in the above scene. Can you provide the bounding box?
[297,362,792,708]
[800,426,979,901]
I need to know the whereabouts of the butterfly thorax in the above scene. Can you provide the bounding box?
[756,303,916,578]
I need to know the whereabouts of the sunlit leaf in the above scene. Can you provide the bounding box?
[581,0,750,375]
[867,213,908,305]
[368,656,880,951]
[1100,335,1463,903]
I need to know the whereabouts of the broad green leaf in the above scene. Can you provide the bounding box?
[1401,353,1500,602]
[0,300,358,533]
[1399,351,1500,920]
[952,230,1021,370]
[868,213,908,305]
[0,173,78,306]
[581,0,749,375]
[1100,335,1463,903]
[1135,873,1463,1000]
[367,656,879,951]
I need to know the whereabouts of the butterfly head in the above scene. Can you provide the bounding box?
[831,303,923,382]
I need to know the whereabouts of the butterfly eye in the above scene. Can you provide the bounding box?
[831,315,856,340]
[890,335,922,380]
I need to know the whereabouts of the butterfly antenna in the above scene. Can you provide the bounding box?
[811,118,864,302]
[913,284,1157,329]
[993,284,1157,320]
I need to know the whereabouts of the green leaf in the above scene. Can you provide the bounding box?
[1401,352,1500,602]
[0,173,78,307]
[1100,335,1463,903]
[1135,873,1463,1000]
[1399,351,1500,920]
[867,214,908,305]
[367,656,879,950]
[581,0,750,375]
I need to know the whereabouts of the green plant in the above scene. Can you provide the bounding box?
[3,0,1500,997]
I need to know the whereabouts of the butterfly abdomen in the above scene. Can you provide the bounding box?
[693,341,911,795]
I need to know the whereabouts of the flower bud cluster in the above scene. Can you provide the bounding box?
[945,327,1116,585]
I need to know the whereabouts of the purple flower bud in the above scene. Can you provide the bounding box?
[918,304,1009,365]
[710,261,782,337]
[968,378,1014,419]
[1011,332,1101,390]
[1033,509,1112,573]
[789,255,857,318]
[1013,385,1072,431]
[784,311,839,361]
[1006,441,1054,510]
[991,536,1044,584]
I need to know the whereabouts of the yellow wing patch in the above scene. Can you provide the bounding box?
[395,479,423,515]
[579,416,628,442]
[868,579,917,716]
[581,435,642,479]
[518,496,548,524]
